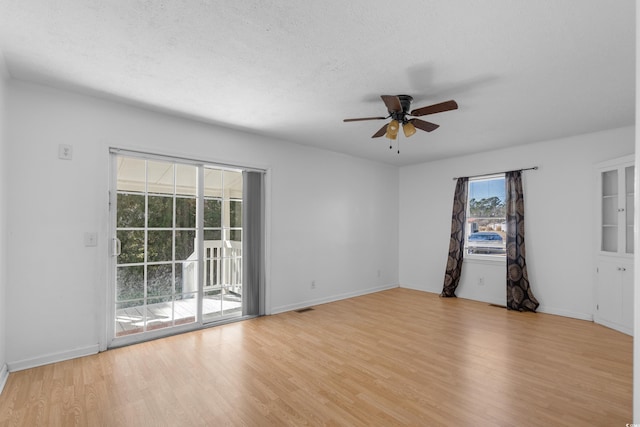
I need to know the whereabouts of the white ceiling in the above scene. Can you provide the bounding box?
[0,1,635,166]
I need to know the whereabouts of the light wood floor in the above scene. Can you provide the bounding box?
[0,288,632,426]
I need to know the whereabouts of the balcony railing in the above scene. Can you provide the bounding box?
[116,239,242,336]
[182,239,242,295]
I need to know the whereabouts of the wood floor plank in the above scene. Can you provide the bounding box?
[0,288,632,426]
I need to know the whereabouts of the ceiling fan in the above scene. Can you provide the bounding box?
[343,95,458,140]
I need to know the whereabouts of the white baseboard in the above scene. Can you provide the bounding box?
[592,317,633,336]
[400,286,596,323]
[270,284,399,315]
[537,305,593,322]
[0,364,8,395]
[399,284,441,294]
[401,286,508,307]
[7,344,100,372]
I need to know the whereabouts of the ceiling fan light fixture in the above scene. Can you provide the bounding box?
[385,119,399,139]
[403,121,417,137]
[343,95,458,148]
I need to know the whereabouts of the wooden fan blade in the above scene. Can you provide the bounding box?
[372,123,389,138]
[343,116,386,122]
[410,100,458,117]
[381,95,402,113]
[410,118,440,132]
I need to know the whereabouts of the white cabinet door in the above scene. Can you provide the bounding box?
[621,264,634,330]
[597,155,634,256]
[595,261,623,326]
[595,260,633,335]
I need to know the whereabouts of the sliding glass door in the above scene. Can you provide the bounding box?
[202,167,244,321]
[110,151,256,344]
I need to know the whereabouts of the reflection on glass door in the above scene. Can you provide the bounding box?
[112,154,243,339]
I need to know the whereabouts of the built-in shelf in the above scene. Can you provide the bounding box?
[595,154,634,336]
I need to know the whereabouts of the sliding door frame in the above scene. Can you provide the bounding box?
[105,147,270,349]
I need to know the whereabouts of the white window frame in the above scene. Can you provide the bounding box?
[464,174,507,262]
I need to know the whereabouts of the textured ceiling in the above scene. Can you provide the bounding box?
[0,0,635,166]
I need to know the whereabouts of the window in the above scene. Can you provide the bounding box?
[466,175,506,257]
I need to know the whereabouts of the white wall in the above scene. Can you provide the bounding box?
[4,80,399,369]
[3,73,633,382]
[400,126,634,320]
[0,52,8,390]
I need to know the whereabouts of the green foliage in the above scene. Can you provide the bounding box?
[117,194,145,227]
[117,230,144,264]
[147,264,173,296]
[116,265,143,301]
[148,195,173,228]
[116,191,241,302]
[148,230,173,262]
[175,230,196,260]
[469,196,505,218]
[176,198,196,228]
[204,199,222,227]
[230,200,242,227]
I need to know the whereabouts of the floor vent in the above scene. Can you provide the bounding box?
[295,307,314,313]
[489,303,507,309]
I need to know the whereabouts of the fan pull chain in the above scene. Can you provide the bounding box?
[388,138,400,153]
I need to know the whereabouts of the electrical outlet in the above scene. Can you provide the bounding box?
[377,270,381,278]
[311,280,316,289]
[478,277,485,286]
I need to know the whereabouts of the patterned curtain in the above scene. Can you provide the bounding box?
[441,177,468,298]
[505,171,539,311]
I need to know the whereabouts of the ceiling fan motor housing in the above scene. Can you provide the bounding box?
[391,95,413,123]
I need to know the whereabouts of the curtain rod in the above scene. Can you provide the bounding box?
[452,166,538,181]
